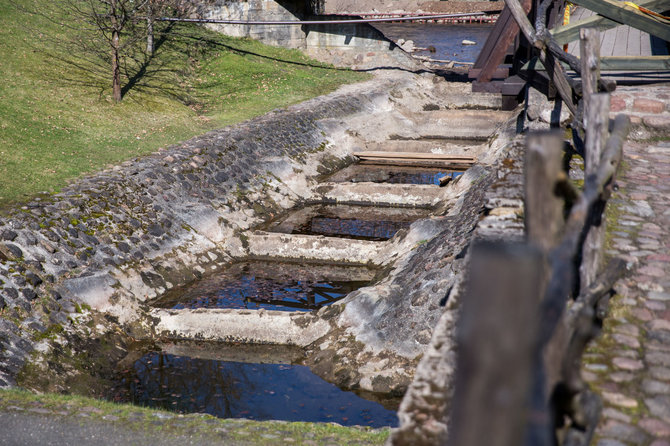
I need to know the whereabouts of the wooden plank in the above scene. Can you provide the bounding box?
[541,50,578,114]
[355,151,475,161]
[525,132,565,251]
[503,0,537,43]
[580,28,601,100]
[468,67,510,79]
[643,32,654,56]
[501,75,527,95]
[571,5,589,22]
[568,39,580,57]
[473,7,514,70]
[628,25,642,55]
[581,96,613,298]
[612,24,630,57]
[570,0,670,42]
[601,55,670,69]
[471,1,532,83]
[600,26,617,57]
[472,80,505,93]
[524,55,670,71]
[502,0,577,114]
[551,0,670,44]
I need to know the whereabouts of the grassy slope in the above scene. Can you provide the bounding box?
[0,388,389,445]
[0,0,368,207]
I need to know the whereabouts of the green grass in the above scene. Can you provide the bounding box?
[0,0,369,208]
[0,388,390,445]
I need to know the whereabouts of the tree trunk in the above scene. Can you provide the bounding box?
[111,29,122,102]
[146,3,155,55]
[110,0,122,102]
[146,16,154,55]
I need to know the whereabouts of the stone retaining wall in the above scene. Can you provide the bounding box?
[199,0,418,69]
[388,131,525,445]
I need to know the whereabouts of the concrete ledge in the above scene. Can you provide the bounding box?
[364,140,487,156]
[402,110,514,140]
[314,182,442,208]
[243,232,385,265]
[152,308,331,347]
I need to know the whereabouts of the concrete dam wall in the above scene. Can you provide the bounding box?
[198,0,416,68]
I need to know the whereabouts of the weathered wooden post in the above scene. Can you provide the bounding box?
[525,131,566,251]
[579,28,601,103]
[448,241,544,446]
[579,28,610,290]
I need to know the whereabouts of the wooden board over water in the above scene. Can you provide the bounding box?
[355,151,475,168]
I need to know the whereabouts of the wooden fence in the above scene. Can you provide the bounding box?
[446,24,631,446]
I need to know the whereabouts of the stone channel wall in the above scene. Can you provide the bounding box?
[389,136,526,445]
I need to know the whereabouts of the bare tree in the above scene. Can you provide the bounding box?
[14,0,211,102]
[43,0,150,102]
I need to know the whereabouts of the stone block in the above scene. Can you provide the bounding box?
[634,98,665,114]
[610,95,627,112]
[644,115,670,131]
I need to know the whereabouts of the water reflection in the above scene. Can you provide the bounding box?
[373,23,493,63]
[153,261,374,312]
[263,204,432,241]
[297,215,409,240]
[380,169,464,185]
[325,165,465,185]
[110,351,399,428]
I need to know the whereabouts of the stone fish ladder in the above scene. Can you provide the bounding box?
[150,107,515,346]
[0,72,517,401]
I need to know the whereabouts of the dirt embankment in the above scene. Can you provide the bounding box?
[325,0,503,15]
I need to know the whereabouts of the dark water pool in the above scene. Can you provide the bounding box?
[152,261,374,311]
[110,349,399,428]
[262,204,431,241]
[326,165,464,185]
[381,169,463,184]
[373,22,492,63]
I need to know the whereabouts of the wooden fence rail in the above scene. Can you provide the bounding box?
[447,27,631,446]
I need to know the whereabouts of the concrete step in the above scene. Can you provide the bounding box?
[243,231,385,265]
[363,139,487,157]
[393,109,513,140]
[263,205,431,235]
[152,308,331,346]
[442,92,504,110]
[314,182,442,208]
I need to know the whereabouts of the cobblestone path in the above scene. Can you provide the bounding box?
[587,86,670,446]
